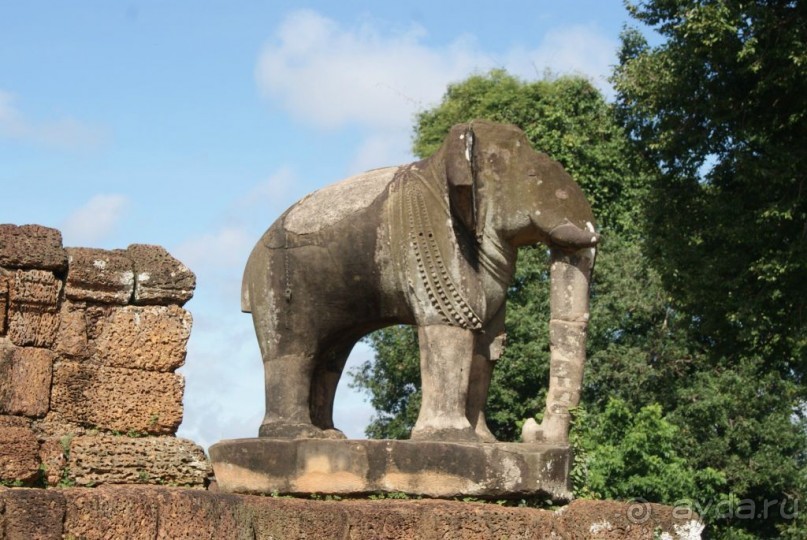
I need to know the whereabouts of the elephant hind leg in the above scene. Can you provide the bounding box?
[309,340,355,438]
[258,351,326,438]
[466,353,497,443]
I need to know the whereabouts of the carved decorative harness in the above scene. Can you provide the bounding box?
[390,164,483,331]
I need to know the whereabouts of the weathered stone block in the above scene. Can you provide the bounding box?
[57,435,209,487]
[50,361,184,434]
[62,487,159,539]
[421,501,555,539]
[0,416,40,484]
[0,487,704,540]
[0,345,53,417]
[9,270,61,307]
[31,416,92,440]
[210,438,573,500]
[554,499,704,539]
[7,270,62,348]
[94,305,191,371]
[84,303,113,339]
[64,247,134,304]
[0,224,67,271]
[0,488,66,540]
[7,309,61,348]
[320,500,421,539]
[127,244,195,306]
[53,301,91,359]
[247,497,352,539]
[151,489,243,539]
[62,487,243,540]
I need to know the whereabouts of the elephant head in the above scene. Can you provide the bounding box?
[442,121,598,251]
[433,121,598,443]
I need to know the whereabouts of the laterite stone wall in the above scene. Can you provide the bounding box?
[0,224,210,489]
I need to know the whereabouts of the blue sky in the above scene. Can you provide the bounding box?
[1,1,635,448]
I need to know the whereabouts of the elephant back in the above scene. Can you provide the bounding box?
[283,166,399,236]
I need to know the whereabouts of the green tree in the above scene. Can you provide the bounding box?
[571,398,725,505]
[614,0,806,372]
[351,322,420,440]
[613,1,807,537]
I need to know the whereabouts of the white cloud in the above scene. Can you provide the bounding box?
[171,167,303,320]
[177,167,300,267]
[177,313,264,449]
[61,194,128,246]
[174,226,264,448]
[256,11,618,173]
[174,225,253,272]
[346,129,412,174]
[172,225,254,313]
[0,90,106,150]
[234,166,298,218]
[255,10,485,132]
[504,24,618,94]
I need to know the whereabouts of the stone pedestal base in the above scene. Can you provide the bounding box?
[209,438,572,501]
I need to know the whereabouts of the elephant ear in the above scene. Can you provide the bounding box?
[445,124,480,242]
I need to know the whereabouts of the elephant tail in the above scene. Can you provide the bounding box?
[241,249,254,313]
[241,273,251,313]
[242,224,287,314]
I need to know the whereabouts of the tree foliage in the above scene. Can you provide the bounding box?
[350,323,420,440]
[571,399,725,505]
[613,1,807,536]
[614,0,807,374]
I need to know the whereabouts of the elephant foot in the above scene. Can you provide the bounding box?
[259,421,336,439]
[521,415,569,444]
[540,412,570,443]
[410,425,481,443]
[473,421,498,443]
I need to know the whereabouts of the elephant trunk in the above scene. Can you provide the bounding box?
[548,220,599,249]
[527,245,595,444]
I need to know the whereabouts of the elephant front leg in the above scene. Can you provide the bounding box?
[524,247,593,444]
[411,325,478,442]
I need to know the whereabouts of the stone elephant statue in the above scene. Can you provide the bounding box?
[242,120,598,443]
